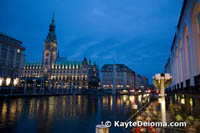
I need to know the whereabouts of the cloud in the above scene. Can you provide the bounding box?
[102,51,116,60]
[69,40,99,59]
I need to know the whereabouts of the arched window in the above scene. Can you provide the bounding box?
[184,26,190,79]
[45,59,48,65]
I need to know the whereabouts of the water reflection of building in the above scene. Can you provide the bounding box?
[101,64,148,90]
[0,33,25,87]
[165,0,200,91]
[21,15,99,89]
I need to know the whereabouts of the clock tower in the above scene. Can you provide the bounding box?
[42,14,57,73]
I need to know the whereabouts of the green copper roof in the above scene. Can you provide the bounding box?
[25,61,42,67]
[55,57,82,65]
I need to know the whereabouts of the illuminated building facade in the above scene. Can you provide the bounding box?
[21,16,99,89]
[165,0,200,90]
[0,33,25,87]
[101,64,148,90]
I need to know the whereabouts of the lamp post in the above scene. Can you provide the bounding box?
[153,73,172,98]
[153,73,172,133]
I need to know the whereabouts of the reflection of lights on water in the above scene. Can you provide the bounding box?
[182,94,184,98]
[117,99,121,106]
[148,98,150,103]
[10,102,17,121]
[190,98,193,107]
[1,103,7,126]
[178,96,180,101]
[160,98,166,122]
[181,98,185,104]
[103,97,109,105]
[110,97,113,110]
[129,96,135,103]
[132,104,138,109]
[123,95,127,102]
[138,95,142,103]
[126,100,130,106]
[36,100,40,111]
[175,94,177,101]
[17,99,23,113]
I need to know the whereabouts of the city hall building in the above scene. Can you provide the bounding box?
[21,16,99,89]
[165,0,200,91]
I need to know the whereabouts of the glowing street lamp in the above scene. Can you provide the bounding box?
[153,73,172,97]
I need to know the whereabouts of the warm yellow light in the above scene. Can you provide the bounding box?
[13,78,19,86]
[17,49,20,54]
[129,96,135,103]
[6,78,11,86]
[181,98,185,104]
[0,78,3,86]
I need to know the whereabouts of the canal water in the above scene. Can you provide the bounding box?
[0,95,148,133]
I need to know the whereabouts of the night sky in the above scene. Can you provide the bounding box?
[0,0,184,84]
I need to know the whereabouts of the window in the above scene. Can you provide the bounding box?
[45,59,48,65]
[17,49,20,54]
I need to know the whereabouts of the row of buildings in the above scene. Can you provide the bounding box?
[101,64,148,90]
[165,0,200,91]
[0,16,148,90]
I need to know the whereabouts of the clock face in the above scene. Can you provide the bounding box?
[46,44,50,49]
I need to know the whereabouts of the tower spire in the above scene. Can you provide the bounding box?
[57,50,60,58]
[49,12,55,32]
[52,12,55,24]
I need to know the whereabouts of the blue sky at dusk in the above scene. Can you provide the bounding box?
[0,0,184,84]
